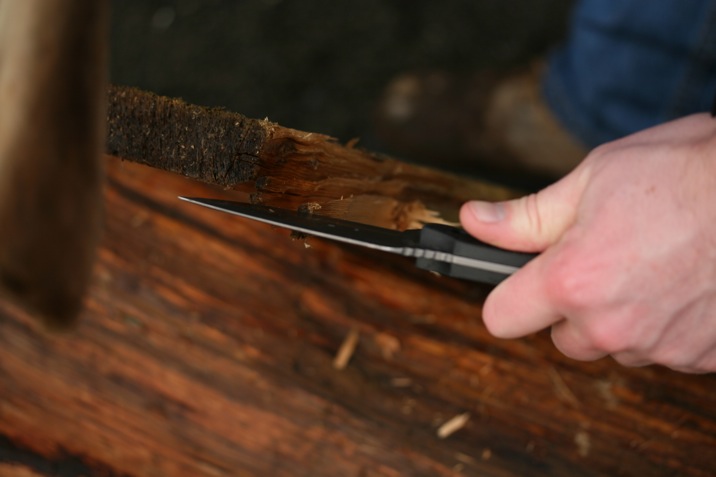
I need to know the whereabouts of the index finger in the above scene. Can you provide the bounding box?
[482,248,563,338]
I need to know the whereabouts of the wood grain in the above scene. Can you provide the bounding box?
[0,157,714,476]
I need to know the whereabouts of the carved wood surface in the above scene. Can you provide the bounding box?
[0,157,714,476]
[105,85,517,230]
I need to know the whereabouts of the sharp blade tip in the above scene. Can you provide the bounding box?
[178,196,203,204]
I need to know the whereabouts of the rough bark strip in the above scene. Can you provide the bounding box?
[106,85,516,229]
[106,85,267,188]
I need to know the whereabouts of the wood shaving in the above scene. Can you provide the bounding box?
[333,327,360,370]
[437,412,470,439]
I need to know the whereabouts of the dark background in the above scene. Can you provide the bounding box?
[110,0,574,168]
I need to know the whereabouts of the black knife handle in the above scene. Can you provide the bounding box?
[415,224,537,285]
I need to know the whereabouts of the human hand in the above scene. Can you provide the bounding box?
[460,114,716,373]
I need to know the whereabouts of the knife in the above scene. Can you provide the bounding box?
[179,197,536,285]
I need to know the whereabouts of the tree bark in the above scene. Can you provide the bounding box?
[106,85,516,230]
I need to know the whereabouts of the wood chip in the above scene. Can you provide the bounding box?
[437,412,470,439]
[333,327,360,370]
[298,202,322,214]
[374,332,400,360]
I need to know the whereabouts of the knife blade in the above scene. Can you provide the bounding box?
[179,197,536,285]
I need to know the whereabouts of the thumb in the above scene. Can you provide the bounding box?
[459,167,589,252]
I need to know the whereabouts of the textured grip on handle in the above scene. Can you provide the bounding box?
[415,224,536,285]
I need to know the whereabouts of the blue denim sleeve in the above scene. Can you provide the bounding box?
[542,0,716,147]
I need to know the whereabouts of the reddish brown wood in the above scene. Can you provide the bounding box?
[0,157,714,476]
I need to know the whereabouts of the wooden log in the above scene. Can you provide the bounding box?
[106,85,517,229]
[1,89,714,476]
[0,158,714,477]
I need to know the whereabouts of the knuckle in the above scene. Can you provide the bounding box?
[544,252,600,311]
[544,252,639,355]
[580,319,632,354]
[513,193,547,249]
[522,193,543,238]
[588,142,613,159]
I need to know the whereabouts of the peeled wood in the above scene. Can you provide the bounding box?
[106,85,517,230]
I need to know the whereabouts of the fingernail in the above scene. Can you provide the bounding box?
[467,201,505,223]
